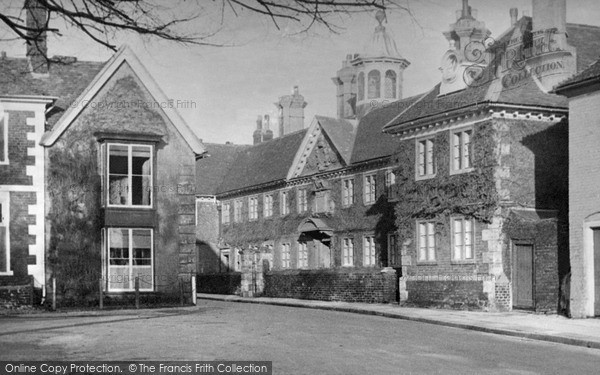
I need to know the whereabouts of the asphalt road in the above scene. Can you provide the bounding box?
[1,300,600,374]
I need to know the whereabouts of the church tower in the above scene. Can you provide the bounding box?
[332,10,410,120]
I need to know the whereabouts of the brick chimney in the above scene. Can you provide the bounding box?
[510,8,518,26]
[263,115,273,142]
[253,115,263,145]
[25,0,48,74]
[276,86,307,137]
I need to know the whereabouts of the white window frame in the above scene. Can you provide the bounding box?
[281,243,291,269]
[221,202,231,225]
[106,143,153,208]
[0,112,9,165]
[416,137,435,180]
[363,235,376,267]
[450,128,474,174]
[249,196,258,221]
[385,169,398,201]
[364,174,376,205]
[342,178,354,207]
[342,237,354,267]
[105,227,154,292]
[297,242,308,268]
[0,192,11,275]
[233,200,243,223]
[452,217,474,261]
[264,194,273,218]
[280,190,289,215]
[297,188,308,213]
[417,221,436,262]
[387,233,398,267]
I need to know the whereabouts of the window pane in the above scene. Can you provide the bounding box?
[109,145,128,174]
[453,133,461,170]
[426,140,434,175]
[418,141,425,176]
[131,175,151,205]
[109,175,129,205]
[131,146,151,175]
[368,70,381,99]
[384,70,397,99]
[463,131,472,169]
[109,229,129,266]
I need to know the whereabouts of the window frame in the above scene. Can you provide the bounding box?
[297,241,308,269]
[451,216,475,262]
[297,188,308,213]
[263,194,274,218]
[450,127,474,175]
[280,190,289,216]
[105,227,154,292]
[106,142,154,209]
[341,178,355,207]
[0,112,8,165]
[221,201,231,225]
[363,235,376,267]
[385,169,398,201]
[248,196,258,221]
[342,237,354,267]
[363,174,377,205]
[281,243,291,269]
[233,199,243,223]
[415,137,436,180]
[417,220,436,263]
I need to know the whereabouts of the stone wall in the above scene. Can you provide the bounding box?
[405,280,487,309]
[264,267,397,303]
[0,276,33,308]
[196,272,241,295]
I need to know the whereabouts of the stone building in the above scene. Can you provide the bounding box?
[382,0,600,312]
[197,0,600,312]
[555,59,600,318]
[0,1,204,306]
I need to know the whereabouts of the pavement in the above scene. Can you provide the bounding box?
[197,293,600,350]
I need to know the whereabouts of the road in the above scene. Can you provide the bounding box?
[1,300,600,374]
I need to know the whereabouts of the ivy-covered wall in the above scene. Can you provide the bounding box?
[219,162,397,271]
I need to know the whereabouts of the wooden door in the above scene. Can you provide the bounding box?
[593,230,600,316]
[513,244,534,309]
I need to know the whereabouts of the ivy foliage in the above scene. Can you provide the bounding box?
[47,135,103,306]
[394,122,499,242]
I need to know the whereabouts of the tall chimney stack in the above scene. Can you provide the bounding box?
[532,0,566,34]
[275,86,307,137]
[510,8,518,26]
[25,0,48,74]
[263,115,273,142]
[253,115,263,145]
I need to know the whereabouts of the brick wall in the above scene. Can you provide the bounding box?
[0,110,34,186]
[405,280,488,309]
[264,268,397,303]
[10,191,36,277]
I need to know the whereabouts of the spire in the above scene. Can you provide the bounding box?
[361,10,404,59]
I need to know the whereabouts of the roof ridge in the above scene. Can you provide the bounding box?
[382,87,435,132]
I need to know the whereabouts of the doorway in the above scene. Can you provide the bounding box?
[512,244,534,309]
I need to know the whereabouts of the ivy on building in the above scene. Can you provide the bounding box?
[393,121,499,243]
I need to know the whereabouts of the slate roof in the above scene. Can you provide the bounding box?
[196,143,250,196]
[0,57,105,128]
[350,95,422,164]
[554,59,600,92]
[216,129,308,195]
[314,116,356,164]
[383,18,600,133]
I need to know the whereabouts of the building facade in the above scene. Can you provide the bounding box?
[0,1,204,306]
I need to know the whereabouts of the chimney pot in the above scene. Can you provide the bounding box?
[293,86,299,95]
[1,51,6,60]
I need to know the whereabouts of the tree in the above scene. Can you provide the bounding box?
[0,0,411,58]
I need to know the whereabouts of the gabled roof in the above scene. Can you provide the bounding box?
[196,143,250,196]
[39,45,205,155]
[351,95,422,164]
[0,57,104,127]
[313,116,355,164]
[216,129,308,195]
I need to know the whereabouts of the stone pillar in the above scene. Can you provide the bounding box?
[381,267,397,303]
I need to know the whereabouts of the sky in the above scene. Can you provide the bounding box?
[2,0,600,145]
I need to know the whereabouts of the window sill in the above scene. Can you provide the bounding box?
[449,167,474,176]
[415,174,436,181]
[416,261,438,266]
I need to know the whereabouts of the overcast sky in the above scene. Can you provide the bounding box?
[2,0,600,145]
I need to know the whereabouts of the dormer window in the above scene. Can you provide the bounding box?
[107,143,152,207]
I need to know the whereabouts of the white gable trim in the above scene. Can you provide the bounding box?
[287,117,320,180]
[40,45,205,155]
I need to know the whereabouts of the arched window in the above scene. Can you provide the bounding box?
[367,70,380,99]
[357,72,365,101]
[385,70,397,99]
